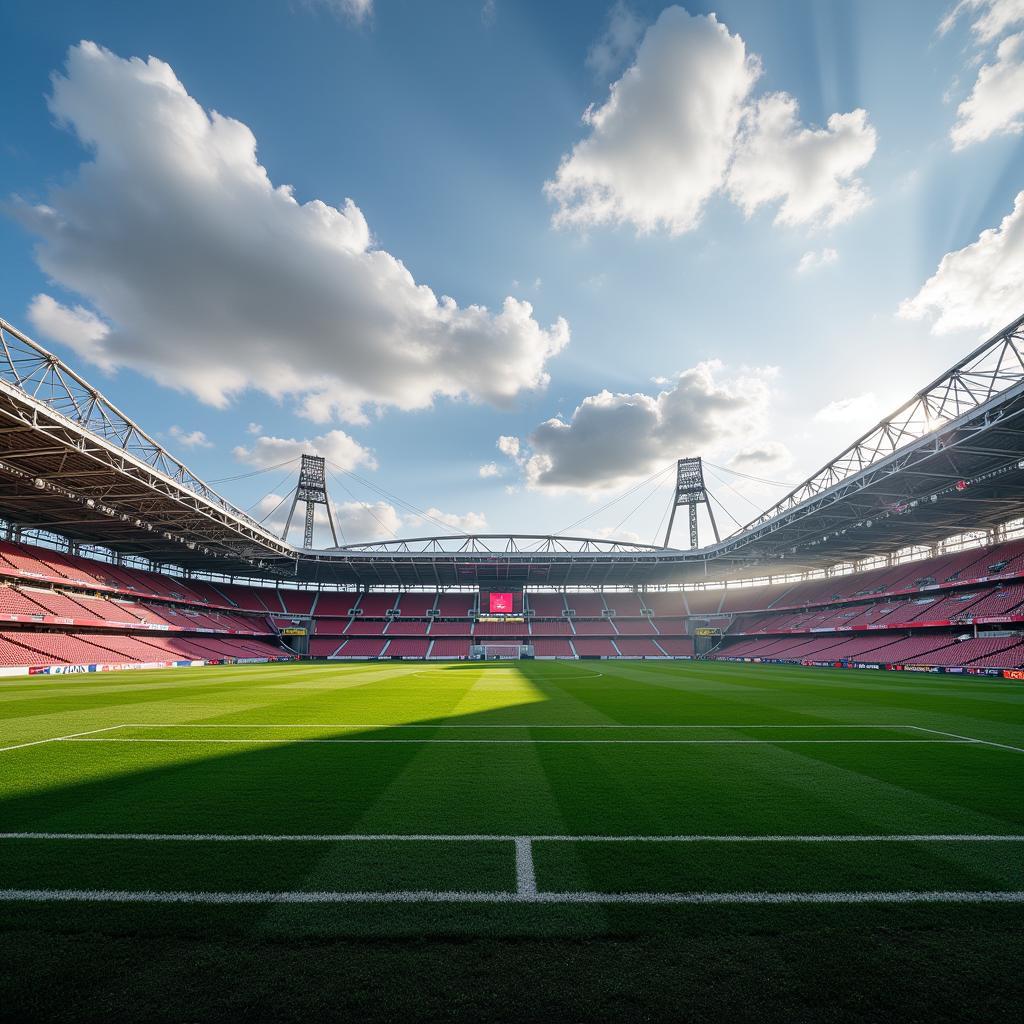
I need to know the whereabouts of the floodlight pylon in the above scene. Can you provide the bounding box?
[663,457,720,549]
[281,454,338,548]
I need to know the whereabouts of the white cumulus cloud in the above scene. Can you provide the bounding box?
[255,492,484,546]
[168,425,213,449]
[478,462,503,478]
[814,393,880,425]
[592,525,643,544]
[586,2,644,78]
[727,96,876,228]
[411,508,488,533]
[546,8,757,235]
[233,430,377,472]
[546,7,876,235]
[898,190,1024,335]
[940,0,1024,42]
[25,294,114,370]
[14,42,569,424]
[950,32,1024,148]
[729,441,793,470]
[499,361,777,492]
[305,0,373,24]
[796,248,839,273]
[497,435,522,460]
[257,493,400,546]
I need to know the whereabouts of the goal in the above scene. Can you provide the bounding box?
[472,644,524,660]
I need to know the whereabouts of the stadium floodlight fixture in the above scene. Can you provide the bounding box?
[85,498,96,509]
[32,477,45,490]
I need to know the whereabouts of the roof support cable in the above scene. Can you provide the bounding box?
[707,490,744,532]
[256,489,293,527]
[651,492,673,548]
[208,456,301,484]
[552,461,677,537]
[702,460,791,488]
[243,467,303,515]
[325,467,400,540]
[325,461,456,536]
[611,470,676,534]
[703,465,769,514]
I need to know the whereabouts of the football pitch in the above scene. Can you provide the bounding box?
[1,659,1022,1021]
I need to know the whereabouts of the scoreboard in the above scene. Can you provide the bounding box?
[478,587,524,619]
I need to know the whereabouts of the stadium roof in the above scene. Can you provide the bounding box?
[0,316,292,577]
[1,311,1022,588]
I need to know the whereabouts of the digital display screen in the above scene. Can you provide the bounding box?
[479,588,523,617]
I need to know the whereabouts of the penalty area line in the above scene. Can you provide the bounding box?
[910,725,1024,755]
[0,724,126,754]
[0,888,1022,906]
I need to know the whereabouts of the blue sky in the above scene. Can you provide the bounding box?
[2,0,1023,547]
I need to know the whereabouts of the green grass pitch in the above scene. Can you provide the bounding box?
[1,659,1022,1022]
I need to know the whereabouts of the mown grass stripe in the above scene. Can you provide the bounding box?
[1,832,1021,843]
[112,723,922,728]
[1,888,1022,905]
[59,737,977,745]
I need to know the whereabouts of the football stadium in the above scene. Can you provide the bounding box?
[1,309,1024,1019]
[2,2,1024,1021]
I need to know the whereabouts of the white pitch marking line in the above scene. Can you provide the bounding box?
[0,724,125,754]
[0,888,1021,905]
[58,738,977,746]
[514,838,537,896]
[2,832,1020,843]
[411,668,608,679]
[911,725,1024,754]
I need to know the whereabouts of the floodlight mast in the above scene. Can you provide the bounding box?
[281,454,338,548]
[663,457,720,549]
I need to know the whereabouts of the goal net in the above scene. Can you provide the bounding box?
[475,644,523,660]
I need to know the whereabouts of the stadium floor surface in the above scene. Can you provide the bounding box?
[1,659,1022,1022]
